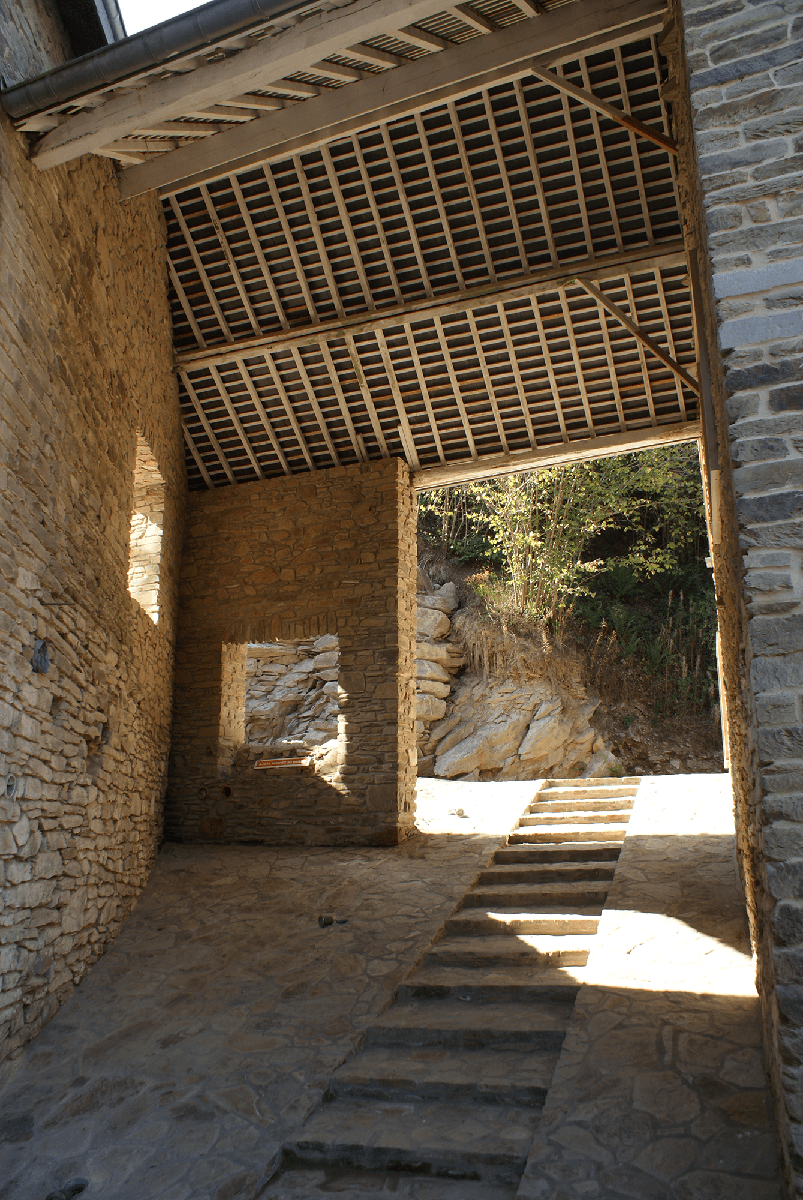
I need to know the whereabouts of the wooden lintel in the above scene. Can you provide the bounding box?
[575,278,700,395]
[529,64,677,155]
[175,242,687,372]
[413,422,702,490]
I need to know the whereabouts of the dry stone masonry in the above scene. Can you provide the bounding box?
[244,635,340,749]
[0,3,183,1067]
[166,459,417,847]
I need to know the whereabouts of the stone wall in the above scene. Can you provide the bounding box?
[166,457,417,846]
[673,0,803,1190]
[0,2,183,1067]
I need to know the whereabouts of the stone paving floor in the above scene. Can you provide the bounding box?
[516,774,782,1200]
[0,782,533,1200]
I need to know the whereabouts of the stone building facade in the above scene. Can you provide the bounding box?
[2,0,803,1192]
[0,4,184,1063]
[667,0,803,1189]
[166,458,417,846]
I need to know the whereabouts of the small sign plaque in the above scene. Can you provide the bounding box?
[254,756,312,770]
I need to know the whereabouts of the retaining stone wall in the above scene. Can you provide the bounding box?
[674,0,803,1190]
[0,3,183,1067]
[166,457,417,846]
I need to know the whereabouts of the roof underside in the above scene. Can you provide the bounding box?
[8,0,698,490]
[169,26,699,490]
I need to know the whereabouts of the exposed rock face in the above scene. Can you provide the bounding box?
[415,569,612,780]
[244,634,340,749]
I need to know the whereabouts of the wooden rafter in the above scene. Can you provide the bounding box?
[114,0,667,197]
[575,278,700,395]
[528,64,677,155]
[139,21,701,495]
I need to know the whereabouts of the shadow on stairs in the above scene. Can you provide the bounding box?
[264,777,641,1199]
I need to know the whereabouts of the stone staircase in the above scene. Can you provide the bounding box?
[266,777,641,1198]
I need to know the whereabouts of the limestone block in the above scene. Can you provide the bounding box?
[417,567,435,594]
[581,750,621,778]
[312,651,339,670]
[435,582,459,611]
[417,680,450,698]
[417,694,448,721]
[314,634,339,651]
[61,887,88,934]
[417,608,451,640]
[419,593,453,614]
[416,659,450,683]
[436,711,532,777]
[416,641,453,665]
[518,709,572,761]
[12,814,30,848]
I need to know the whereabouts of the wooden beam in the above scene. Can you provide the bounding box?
[32,0,459,169]
[115,0,667,197]
[175,242,687,371]
[574,278,700,395]
[413,421,701,490]
[529,64,677,155]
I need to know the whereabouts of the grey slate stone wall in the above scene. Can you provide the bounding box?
[677,0,803,1191]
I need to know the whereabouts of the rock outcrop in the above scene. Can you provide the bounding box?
[415,569,616,780]
[245,634,340,748]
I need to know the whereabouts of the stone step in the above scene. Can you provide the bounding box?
[541,776,641,789]
[400,964,586,1001]
[444,908,601,937]
[518,810,631,826]
[328,1045,560,1106]
[285,1098,539,1183]
[494,842,623,864]
[425,932,590,968]
[526,797,634,813]
[537,784,638,798]
[266,1167,517,1198]
[461,881,612,909]
[476,861,616,886]
[364,999,573,1051]
[509,824,628,844]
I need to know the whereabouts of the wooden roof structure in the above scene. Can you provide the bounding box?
[10,0,701,491]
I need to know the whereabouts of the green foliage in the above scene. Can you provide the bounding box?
[417,444,718,716]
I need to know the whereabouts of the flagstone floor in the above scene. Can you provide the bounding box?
[0,777,782,1200]
[0,782,533,1200]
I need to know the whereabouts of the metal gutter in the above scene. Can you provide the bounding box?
[0,0,315,119]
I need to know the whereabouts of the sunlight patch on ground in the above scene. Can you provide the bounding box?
[414,778,539,836]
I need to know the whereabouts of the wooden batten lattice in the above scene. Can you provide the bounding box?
[163,31,699,491]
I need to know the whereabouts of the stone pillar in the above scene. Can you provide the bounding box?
[165,458,417,846]
[673,0,803,1189]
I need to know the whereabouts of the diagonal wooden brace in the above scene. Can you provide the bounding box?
[529,64,677,156]
[575,278,700,396]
